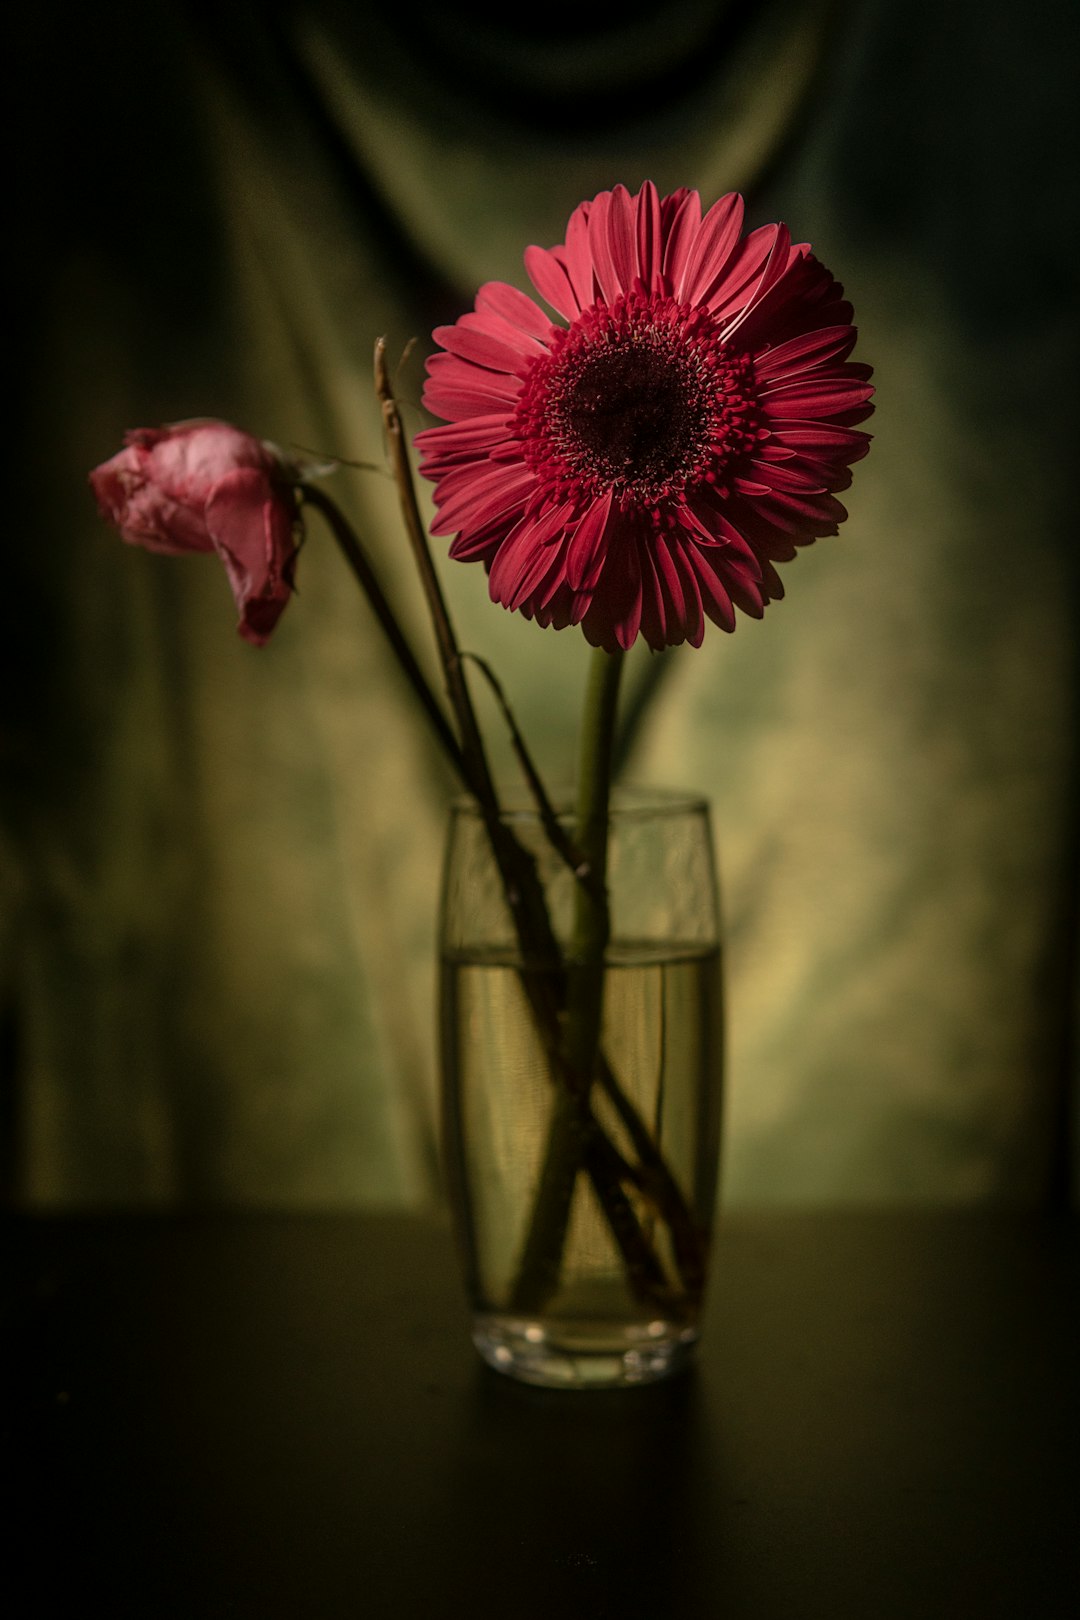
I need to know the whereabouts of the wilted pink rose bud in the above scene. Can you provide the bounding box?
[90,420,301,646]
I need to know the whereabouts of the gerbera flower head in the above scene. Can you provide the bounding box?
[416,183,873,652]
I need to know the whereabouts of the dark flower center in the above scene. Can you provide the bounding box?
[554,342,711,490]
[513,292,761,514]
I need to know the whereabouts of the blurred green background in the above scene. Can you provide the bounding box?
[5,0,1077,1207]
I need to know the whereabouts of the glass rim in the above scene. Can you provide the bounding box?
[448,783,710,823]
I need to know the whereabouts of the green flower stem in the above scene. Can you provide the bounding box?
[508,648,626,1315]
[564,646,625,1096]
[373,344,697,1313]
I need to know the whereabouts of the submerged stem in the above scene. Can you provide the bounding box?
[508,649,627,1315]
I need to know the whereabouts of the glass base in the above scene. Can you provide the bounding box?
[472,1312,698,1389]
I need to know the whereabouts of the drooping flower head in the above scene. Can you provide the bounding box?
[90,420,300,646]
[416,183,873,652]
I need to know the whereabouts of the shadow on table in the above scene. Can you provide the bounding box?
[443,1358,714,1611]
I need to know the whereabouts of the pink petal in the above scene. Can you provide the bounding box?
[761,377,876,417]
[414,413,518,465]
[753,441,799,463]
[524,245,580,321]
[458,306,549,355]
[706,224,778,324]
[430,466,534,534]
[758,557,785,601]
[489,518,563,609]
[652,533,687,629]
[754,325,858,380]
[432,320,537,375]
[771,422,873,458]
[425,350,520,395]
[747,458,828,494]
[90,450,212,554]
[476,281,554,342]
[750,489,848,534]
[562,199,597,310]
[564,492,613,590]
[684,495,762,569]
[637,543,669,648]
[422,384,519,422]
[667,537,706,646]
[635,180,662,287]
[526,500,577,548]
[584,190,616,303]
[429,456,527,502]
[676,191,744,305]
[736,254,852,352]
[721,560,766,619]
[611,545,644,651]
[577,522,644,650]
[719,224,792,342]
[146,422,275,504]
[448,527,501,562]
[686,550,736,633]
[660,190,701,289]
[204,468,297,646]
[589,184,636,304]
[732,475,773,497]
[468,501,573,575]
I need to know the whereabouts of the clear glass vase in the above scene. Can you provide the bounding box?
[439,788,723,1389]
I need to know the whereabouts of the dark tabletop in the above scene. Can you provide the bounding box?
[9,1210,1078,1618]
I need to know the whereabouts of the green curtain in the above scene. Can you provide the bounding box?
[6,0,1076,1206]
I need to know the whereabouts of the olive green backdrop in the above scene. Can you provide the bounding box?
[6,0,1077,1206]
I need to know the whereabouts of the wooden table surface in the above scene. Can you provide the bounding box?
[9,1209,1078,1617]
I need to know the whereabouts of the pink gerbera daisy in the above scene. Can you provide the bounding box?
[415,182,873,652]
